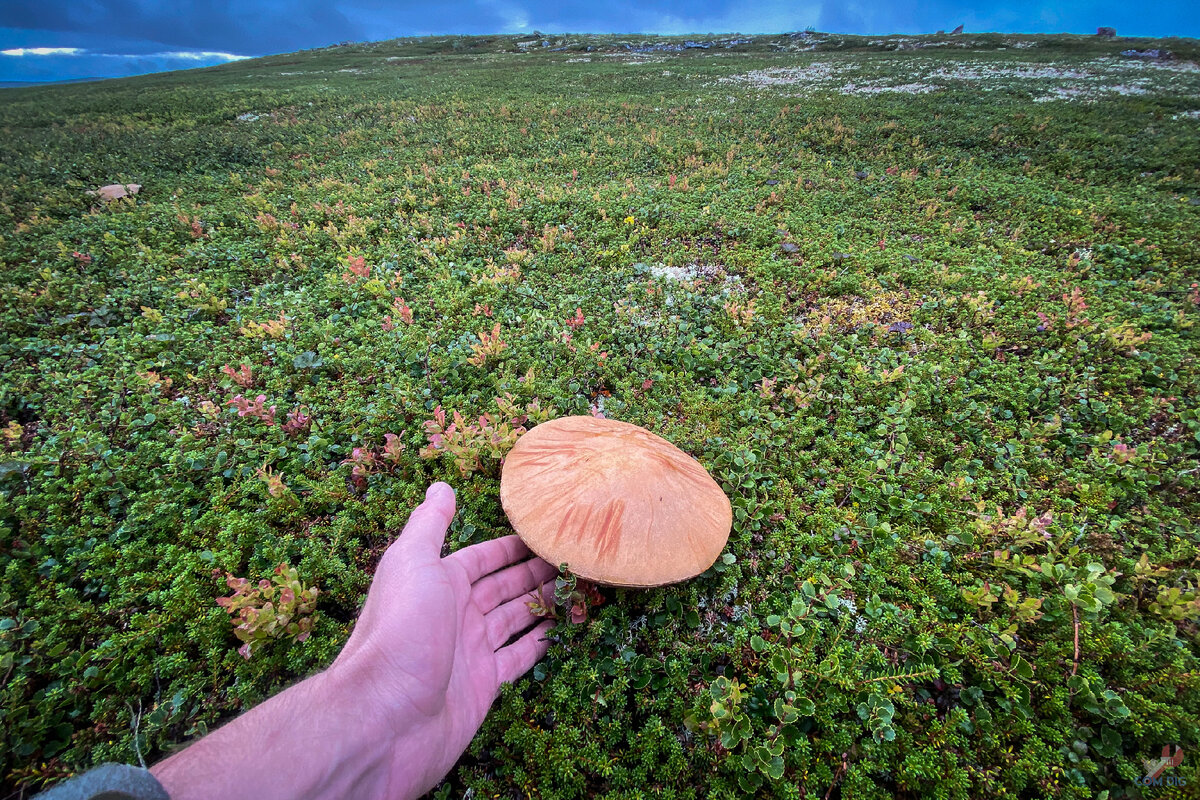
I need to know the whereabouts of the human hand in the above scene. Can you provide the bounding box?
[331,481,557,797]
[152,482,556,800]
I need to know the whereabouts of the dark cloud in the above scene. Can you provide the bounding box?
[3,0,1197,55]
[1,1,1197,83]
[2,0,364,55]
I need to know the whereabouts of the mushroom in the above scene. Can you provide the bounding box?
[500,416,732,587]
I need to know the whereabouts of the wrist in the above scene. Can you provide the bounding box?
[152,666,395,800]
[324,648,442,799]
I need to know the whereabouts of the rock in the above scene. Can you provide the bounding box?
[830,252,852,262]
[765,179,779,186]
[780,242,800,253]
[903,254,921,263]
[93,183,141,202]
[1096,27,1117,37]
[1121,48,1172,60]
[950,24,964,34]
[854,170,869,180]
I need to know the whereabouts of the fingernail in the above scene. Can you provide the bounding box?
[426,482,454,504]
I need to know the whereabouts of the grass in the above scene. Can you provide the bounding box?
[1,29,1198,798]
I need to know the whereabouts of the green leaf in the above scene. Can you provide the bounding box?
[738,771,763,793]
[293,351,324,369]
[1010,653,1034,679]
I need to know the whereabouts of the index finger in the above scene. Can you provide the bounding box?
[446,535,532,583]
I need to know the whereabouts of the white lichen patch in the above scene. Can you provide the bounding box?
[646,262,743,293]
[1091,56,1200,74]
[718,55,1200,102]
[717,61,847,88]
[839,81,939,95]
[930,64,1094,81]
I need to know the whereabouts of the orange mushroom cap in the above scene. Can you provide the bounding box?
[500,416,732,587]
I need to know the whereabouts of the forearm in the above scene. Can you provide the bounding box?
[150,667,396,800]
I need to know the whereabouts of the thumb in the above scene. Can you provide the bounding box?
[397,482,457,558]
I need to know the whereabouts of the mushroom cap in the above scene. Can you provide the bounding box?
[500,416,732,587]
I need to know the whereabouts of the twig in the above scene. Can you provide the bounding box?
[127,699,146,768]
[835,486,853,508]
[509,287,550,309]
[1070,605,1080,678]
[823,752,849,800]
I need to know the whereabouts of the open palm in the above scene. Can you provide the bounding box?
[332,482,556,797]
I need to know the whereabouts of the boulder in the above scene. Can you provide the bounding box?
[93,183,141,202]
[950,24,964,34]
[1096,27,1117,37]
[1121,48,1172,60]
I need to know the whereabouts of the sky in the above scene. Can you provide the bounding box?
[1,0,1197,83]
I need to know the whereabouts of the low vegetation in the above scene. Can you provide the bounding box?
[1,30,1198,798]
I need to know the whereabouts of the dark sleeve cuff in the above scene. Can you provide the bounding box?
[32,763,170,800]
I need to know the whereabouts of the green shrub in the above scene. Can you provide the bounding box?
[1,30,1198,798]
